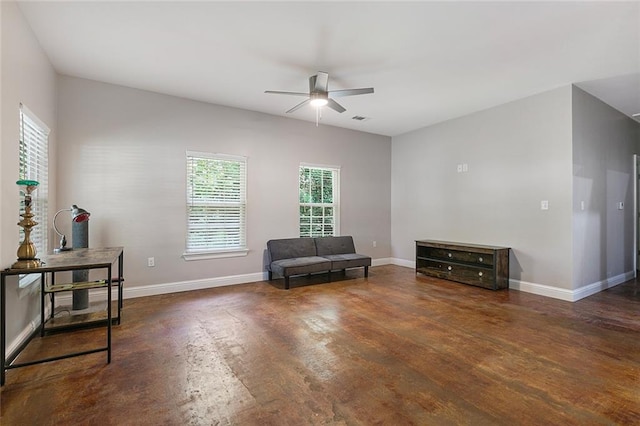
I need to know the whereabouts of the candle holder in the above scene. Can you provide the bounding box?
[12,179,42,269]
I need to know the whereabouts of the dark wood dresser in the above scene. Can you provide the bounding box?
[415,240,510,290]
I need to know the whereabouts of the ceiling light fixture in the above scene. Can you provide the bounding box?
[310,98,328,107]
[309,94,328,126]
[310,92,328,108]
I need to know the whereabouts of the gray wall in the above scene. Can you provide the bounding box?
[1,1,58,344]
[391,86,574,290]
[572,86,639,290]
[57,76,392,289]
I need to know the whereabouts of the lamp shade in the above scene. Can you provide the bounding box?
[16,179,39,187]
[71,205,90,222]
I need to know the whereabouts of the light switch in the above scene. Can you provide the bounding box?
[618,202,624,210]
[457,164,463,173]
[541,200,549,210]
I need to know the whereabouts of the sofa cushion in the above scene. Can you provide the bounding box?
[315,236,356,256]
[267,238,317,262]
[321,253,372,271]
[270,256,332,277]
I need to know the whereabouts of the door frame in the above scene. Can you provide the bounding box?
[634,154,639,276]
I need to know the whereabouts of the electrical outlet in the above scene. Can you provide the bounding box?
[148,257,155,267]
[541,200,549,210]
[457,164,463,173]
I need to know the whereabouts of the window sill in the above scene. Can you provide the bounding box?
[18,273,41,299]
[182,249,249,261]
[19,273,40,289]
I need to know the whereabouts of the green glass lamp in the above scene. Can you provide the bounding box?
[12,179,42,269]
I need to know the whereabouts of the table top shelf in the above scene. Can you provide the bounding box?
[2,247,124,276]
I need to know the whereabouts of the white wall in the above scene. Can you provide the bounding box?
[57,76,392,291]
[391,86,574,292]
[572,86,639,294]
[1,1,58,343]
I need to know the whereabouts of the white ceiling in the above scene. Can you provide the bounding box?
[16,1,640,137]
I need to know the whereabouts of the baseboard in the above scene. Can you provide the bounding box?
[571,270,634,301]
[372,257,393,266]
[508,279,575,301]
[390,258,415,268]
[7,305,52,359]
[509,270,634,302]
[128,272,269,300]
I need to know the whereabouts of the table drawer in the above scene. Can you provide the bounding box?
[417,259,496,288]
[422,247,493,266]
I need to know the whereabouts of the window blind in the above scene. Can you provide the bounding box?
[19,104,49,259]
[186,152,247,253]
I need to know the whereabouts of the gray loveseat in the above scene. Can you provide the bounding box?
[266,236,371,289]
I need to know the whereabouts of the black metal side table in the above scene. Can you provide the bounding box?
[1,246,124,386]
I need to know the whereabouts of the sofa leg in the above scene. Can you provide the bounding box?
[328,270,331,282]
[285,276,290,290]
[364,266,369,278]
[268,271,272,280]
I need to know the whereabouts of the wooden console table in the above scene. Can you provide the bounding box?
[416,240,509,290]
[1,247,124,386]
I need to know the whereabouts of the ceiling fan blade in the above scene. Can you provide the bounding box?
[286,98,311,113]
[327,98,346,113]
[329,88,374,98]
[265,90,309,97]
[314,72,329,92]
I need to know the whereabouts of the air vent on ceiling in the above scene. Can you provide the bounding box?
[352,115,370,121]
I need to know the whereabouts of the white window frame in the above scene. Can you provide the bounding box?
[18,104,49,287]
[299,163,340,238]
[183,151,248,261]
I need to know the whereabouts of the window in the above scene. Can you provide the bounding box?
[299,164,340,237]
[19,105,49,257]
[18,105,49,286]
[184,151,247,260]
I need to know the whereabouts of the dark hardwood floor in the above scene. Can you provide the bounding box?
[1,265,639,425]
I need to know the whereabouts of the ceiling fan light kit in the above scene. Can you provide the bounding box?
[310,94,328,107]
[265,71,374,120]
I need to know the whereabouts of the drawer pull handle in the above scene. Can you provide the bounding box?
[478,272,483,277]
[447,266,452,271]
[448,253,452,258]
[478,257,483,262]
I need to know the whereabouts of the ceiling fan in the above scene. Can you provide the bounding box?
[265,71,374,114]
